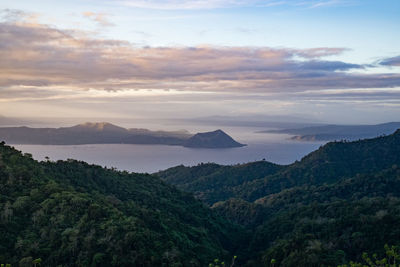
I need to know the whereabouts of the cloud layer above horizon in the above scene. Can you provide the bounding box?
[118,0,352,10]
[0,5,399,124]
[1,10,399,95]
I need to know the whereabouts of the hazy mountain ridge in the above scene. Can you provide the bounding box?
[260,122,400,141]
[0,122,244,148]
[0,115,32,126]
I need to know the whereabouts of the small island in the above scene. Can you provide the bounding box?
[0,122,245,149]
[184,129,245,148]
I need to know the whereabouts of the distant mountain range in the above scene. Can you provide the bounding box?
[259,122,400,141]
[0,122,245,148]
[0,115,33,126]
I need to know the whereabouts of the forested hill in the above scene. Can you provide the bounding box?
[158,129,400,204]
[157,129,400,266]
[0,142,242,266]
[156,161,283,205]
[213,166,400,265]
[2,130,400,266]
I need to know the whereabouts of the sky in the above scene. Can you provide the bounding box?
[0,0,400,125]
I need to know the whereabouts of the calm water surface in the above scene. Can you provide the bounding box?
[12,127,324,173]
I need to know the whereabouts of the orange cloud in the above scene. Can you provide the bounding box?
[82,11,114,27]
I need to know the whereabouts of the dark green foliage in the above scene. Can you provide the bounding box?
[212,198,266,227]
[157,161,282,205]
[208,255,237,267]
[338,244,400,267]
[162,130,400,266]
[257,195,400,266]
[2,129,400,266]
[243,131,400,202]
[160,130,400,204]
[0,143,242,266]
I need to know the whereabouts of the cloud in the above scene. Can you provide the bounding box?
[294,88,400,102]
[119,0,263,10]
[235,27,258,34]
[82,12,114,27]
[294,47,349,58]
[118,0,351,10]
[1,13,399,97]
[301,0,346,9]
[380,56,400,67]
[0,9,38,23]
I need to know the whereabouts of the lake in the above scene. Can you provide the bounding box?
[12,128,324,173]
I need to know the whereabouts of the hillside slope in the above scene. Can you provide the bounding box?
[2,130,400,266]
[159,129,400,204]
[158,129,400,265]
[212,167,400,265]
[157,161,282,205]
[0,143,241,266]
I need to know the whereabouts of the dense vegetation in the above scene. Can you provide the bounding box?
[159,130,400,204]
[0,142,242,266]
[158,130,400,266]
[2,129,400,266]
[157,161,282,205]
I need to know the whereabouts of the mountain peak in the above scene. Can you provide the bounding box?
[72,122,128,133]
[184,129,245,148]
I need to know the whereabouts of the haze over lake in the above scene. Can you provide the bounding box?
[13,127,323,173]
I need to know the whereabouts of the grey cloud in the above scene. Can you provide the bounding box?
[380,56,400,67]
[293,47,349,58]
[0,9,34,22]
[295,60,360,71]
